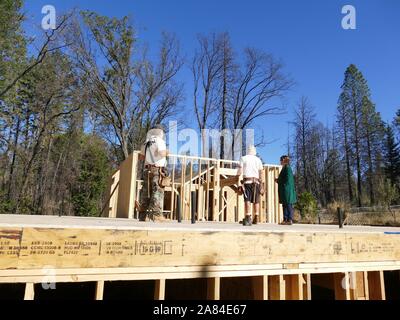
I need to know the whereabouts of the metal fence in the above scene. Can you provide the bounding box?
[295,206,400,227]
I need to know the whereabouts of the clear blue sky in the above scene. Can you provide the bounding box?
[23,0,400,165]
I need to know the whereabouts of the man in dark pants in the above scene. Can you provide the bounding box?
[276,155,297,225]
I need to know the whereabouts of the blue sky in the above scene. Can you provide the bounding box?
[22,0,400,165]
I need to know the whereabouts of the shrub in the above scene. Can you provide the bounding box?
[295,192,317,218]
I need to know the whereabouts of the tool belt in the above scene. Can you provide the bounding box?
[145,165,171,188]
[243,177,261,184]
[240,177,265,196]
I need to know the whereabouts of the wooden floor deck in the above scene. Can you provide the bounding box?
[1,214,399,233]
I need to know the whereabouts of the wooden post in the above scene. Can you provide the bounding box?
[334,272,350,300]
[170,158,176,220]
[351,271,369,300]
[117,152,139,219]
[285,274,303,300]
[154,279,166,300]
[269,275,285,300]
[368,271,386,300]
[213,162,220,221]
[207,277,220,300]
[362,271,370,300]
[180,157,186,221]
[24,283,35,300]
[252,276,268,300]
[303,274,312,300]
[95,280,104,300]
[188,161,193,221]
[197,160,203,221]
[349,271,357,300]
[205,161,210,221]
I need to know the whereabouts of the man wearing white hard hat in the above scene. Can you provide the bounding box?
[138,124,170,222]
[237,145,265,226]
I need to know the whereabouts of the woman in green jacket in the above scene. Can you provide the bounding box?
[276,155,297,225]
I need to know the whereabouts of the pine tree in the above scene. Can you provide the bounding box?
[384,125,400,187]
[337,64,371,207]
[395,109,400,138]
[0,0,26,96]
[360,97,385,205]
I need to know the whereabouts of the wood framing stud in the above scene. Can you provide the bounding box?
[367,271,386,300]
[303,274,312,300]
[252,275,268,300]
[269,275,285,300]
[207,277,220,300]
[95,280,104,300]
[284,274,304,300]
[334,272,350,300]
[24,282,35,300]
[154,279,166,300]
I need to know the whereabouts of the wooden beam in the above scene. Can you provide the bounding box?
[117,152,138,219]
[303,274,312,300]
[95,280,104,300]
[205,161,210,221]
[269,275,285,300]
[154,279,166,300]
[334,272,350,300]
[349,271,357,300]
[1,227,400,271]
[180,157,186,221]
[353,271,369,300]
[285,274,303,300]
[207,277,220,300]
[219,176,240,188]
[368,271,386,300]
[252,275,268,300]
[219,168,238,176]
[170,160,176,220]
[24,282,35,300]
[213,162,220,221]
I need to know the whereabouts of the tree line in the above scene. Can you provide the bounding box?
[1,2,398,216]
[0,3,293,215]
[292,65,400,208]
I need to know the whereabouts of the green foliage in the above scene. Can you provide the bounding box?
[0,189,14,214]
[295,192,318,218]
[80,10,135,69]
[395,109,400,135]
[378,179,399,207]
[0,0,27,95]
[70,134,110,217]
[384,125,400,186]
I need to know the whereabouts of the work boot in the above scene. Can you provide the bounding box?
[138,212,147,222]
[243,215,252,226]
[253,215,259,225]
[152,214,169,223]
[287,220,293,225]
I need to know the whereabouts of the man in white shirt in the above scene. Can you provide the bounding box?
[237,145,264,226]
[138,125,169,222]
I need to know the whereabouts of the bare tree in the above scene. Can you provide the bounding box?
[192,33,225,156]
[293,97,315,192]
[0,13,73,98]
[232,49,292,129]
[231,48,293,158]
[68,12,183,161]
